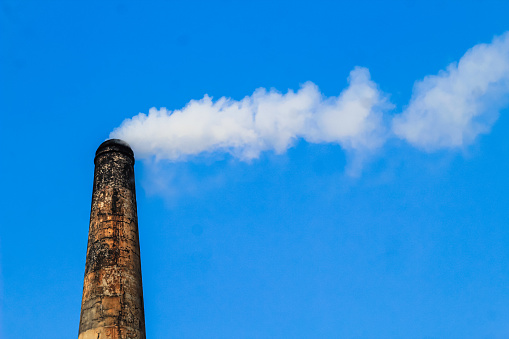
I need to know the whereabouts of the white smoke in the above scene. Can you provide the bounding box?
[393,32,509,150]
[111,67,389,163]
[111,32,509,166]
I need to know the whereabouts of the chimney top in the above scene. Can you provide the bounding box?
[95,139,134,163]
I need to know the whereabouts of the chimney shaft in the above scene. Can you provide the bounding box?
[79,139,146,339]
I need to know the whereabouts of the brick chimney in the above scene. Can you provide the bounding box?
[78,139,145,339]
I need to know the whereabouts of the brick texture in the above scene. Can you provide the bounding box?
[78,140,146,339]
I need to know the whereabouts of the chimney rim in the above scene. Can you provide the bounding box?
[95,139,135,163]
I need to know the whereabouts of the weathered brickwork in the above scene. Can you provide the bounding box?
[79,139,146,339]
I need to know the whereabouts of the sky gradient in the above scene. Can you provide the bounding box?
[2,1,509,338]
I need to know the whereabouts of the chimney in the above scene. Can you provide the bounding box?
[78,139,146,339]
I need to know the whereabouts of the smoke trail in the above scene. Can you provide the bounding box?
[393,32,509,150]
[111,67,389,163]
[111,32,509,166]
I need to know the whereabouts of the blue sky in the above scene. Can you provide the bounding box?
[1,1,509,338]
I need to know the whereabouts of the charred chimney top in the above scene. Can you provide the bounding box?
[95,138,135,163]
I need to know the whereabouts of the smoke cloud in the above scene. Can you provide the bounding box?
[111,32,509,165]
[111,67,389,163]
[393,32,509,150]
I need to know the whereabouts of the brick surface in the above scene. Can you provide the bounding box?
[79,140,146,339]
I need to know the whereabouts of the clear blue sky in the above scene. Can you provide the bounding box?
[1,1,509,338]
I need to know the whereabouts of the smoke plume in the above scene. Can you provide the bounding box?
[393,32,509,150]
[111,32,509,165]
[111,67,389,162]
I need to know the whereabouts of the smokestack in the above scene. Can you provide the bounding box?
[78,139,146,339]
